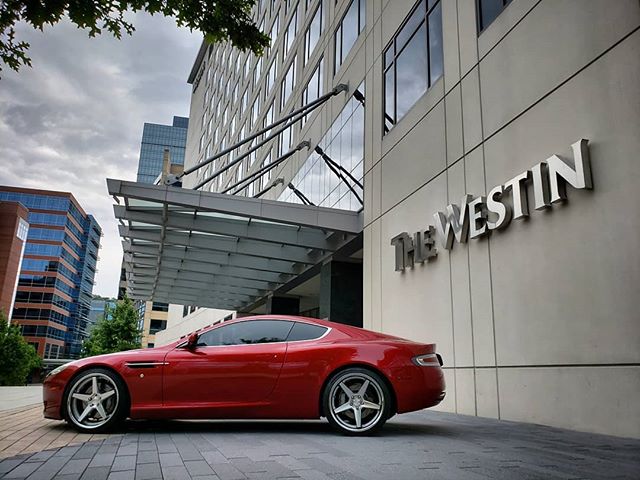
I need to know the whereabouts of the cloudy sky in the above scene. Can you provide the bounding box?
[0,14,202,297]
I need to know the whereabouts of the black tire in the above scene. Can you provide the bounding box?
[63,368,128,433]
[323,367,391,435]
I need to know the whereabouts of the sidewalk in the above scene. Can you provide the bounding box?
[0,389,638,480]
[0,386,42,412]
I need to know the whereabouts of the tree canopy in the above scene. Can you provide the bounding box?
[81,296,142,357]
[0,310,42,386]
[1,0,270,76]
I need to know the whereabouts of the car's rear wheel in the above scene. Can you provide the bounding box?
[323,368,391,435]
[64,368,127,433]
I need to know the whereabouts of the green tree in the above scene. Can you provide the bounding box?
[82,296,142,357]
[0,310,42,386]
[1,0,270,76]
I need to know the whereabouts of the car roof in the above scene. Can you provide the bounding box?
[180,314,357,340]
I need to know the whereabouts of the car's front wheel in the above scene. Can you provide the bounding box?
[323,368,391,435]
[64,368,127,433]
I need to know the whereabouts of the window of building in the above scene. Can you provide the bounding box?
[197,320,294,346]
[477,0,511,33]
[279,124,293,154]
[147,343,155,348]
[287,322,328,341]
[304,1,323,65]
[301,56,324,125]
[152,302,169,312]
[283,5,298,59]
[266,59,278,95]
[149,319,167,334]
[333,0,365,73]
[383,0,443,134]
[270,9,280,44]
[281,56,297,109]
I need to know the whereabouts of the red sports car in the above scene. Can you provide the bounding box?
[43,315,445,435]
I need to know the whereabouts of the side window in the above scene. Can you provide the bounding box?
[197,320,294,346]
[287,322,328,341]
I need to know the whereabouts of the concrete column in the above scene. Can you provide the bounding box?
[319,261,363,327]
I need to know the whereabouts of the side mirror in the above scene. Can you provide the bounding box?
[186,332,199,349]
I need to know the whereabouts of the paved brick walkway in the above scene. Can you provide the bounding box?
[0,404,638,479]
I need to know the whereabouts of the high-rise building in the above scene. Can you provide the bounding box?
[129,116,190,347]
[110,0,640,438]
[89,295,116,324]
[0,202,30,320]
[136,116,189,184]
[0,186,101,360]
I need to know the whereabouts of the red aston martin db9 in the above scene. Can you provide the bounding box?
[43,315,445,435]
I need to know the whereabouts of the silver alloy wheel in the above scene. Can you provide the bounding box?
[328,372,385,433]
[66,373,119,430]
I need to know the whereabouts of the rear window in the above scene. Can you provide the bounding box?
[287,322,328,341]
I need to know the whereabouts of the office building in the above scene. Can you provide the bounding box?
[128,115,196,347]
[89,296,117,324]
[110,0,640,437]
[0,186,101,360]
[136,116,189,184]
[0,202,30,320]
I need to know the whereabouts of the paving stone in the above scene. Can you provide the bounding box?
[110,456,136,472]
[88,453,115,468]
[106,471,134,480]
[79,466,110,480]
[159,453,183,468]
[26,455,71,480]
[0,459,23,475]
[58,459,91,475]
[2,460,43,478]
[210,463,247,480]
[185,460,215,476]
[161,465,190,480]
[134,451,158,465]
[134,462,161,480]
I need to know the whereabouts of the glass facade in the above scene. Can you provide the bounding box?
[384,0,443,134]
[278,82,365,210]
[0,188,102,359]
[136,116,189,184]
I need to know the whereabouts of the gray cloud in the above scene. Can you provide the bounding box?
[0,13,201,298]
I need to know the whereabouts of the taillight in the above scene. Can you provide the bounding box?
[412,353,443,367]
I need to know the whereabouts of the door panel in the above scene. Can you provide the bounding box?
[163,342,288,407]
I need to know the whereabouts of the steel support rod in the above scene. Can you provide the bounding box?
[254,178,284,199]
[226,141,309,195]
[181,84,348,181]
[314,146,363,205]
[288,183,314,206]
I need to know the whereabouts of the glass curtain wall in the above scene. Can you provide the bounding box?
[278,82,365,211]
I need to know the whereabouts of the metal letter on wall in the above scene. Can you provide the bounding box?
[468,196,488,240]
[433,195,473,250]
[547,139,593,203]
[390,232,414,271]
[486,185,512,230]
[391,138,593,273]
[503,171,531,220]
[413,226,438,263]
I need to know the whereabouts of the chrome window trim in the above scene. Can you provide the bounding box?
[175,320,332,349]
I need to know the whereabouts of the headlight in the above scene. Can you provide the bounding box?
[47,363,71,378]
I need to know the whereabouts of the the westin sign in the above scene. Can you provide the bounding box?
[391,139,593,271]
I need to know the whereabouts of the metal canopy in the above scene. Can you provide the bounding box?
[108,179,363,310]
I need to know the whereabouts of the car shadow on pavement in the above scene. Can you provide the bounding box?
[44,417,455,437]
